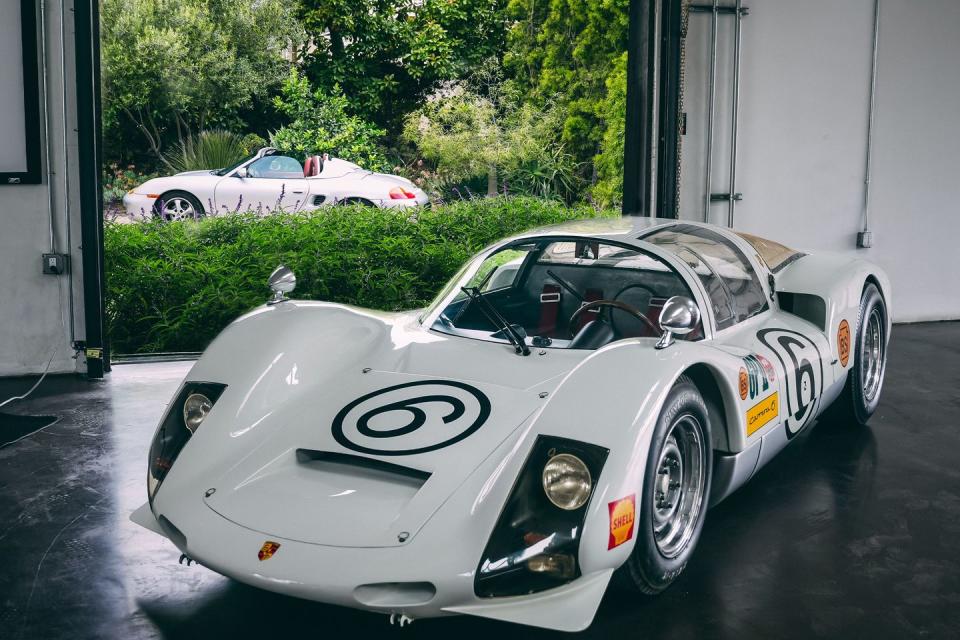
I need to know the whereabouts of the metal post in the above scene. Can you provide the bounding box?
[727,0,743,228]
[703,0,718,222]
[656,0,684,219]
[859,0,881,247]
[622,0,657,217]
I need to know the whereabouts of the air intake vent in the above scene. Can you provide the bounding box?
[312,195,326,206]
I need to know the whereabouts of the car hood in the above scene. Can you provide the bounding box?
[174,170,215,177]
[190,303,585,548]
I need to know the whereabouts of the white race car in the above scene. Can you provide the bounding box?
[123,147,429,219]
[132,217,890,631]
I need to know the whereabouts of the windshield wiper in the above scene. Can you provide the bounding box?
[460,286,530,356]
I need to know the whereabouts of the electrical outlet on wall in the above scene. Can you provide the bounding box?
[42,253,69,275]
[856,231,873,249]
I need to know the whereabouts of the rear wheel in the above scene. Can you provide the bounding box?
[153,191,204,221]
[831,283,887,425]
[620,376,712,594]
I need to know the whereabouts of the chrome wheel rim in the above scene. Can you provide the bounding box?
[652,414,706,558]
[861,308,884,401]
[162,197,196,220]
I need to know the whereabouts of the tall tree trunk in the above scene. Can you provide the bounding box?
[487,164,498,197]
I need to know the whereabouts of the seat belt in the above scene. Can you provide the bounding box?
[574,288,604,332]
[537,283,562,336]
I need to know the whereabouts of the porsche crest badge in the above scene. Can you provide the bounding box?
[258,541,281,561]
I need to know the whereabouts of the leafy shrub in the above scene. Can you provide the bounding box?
[270,70,389,171]
[104,197,616,353]
[165,130,251,173]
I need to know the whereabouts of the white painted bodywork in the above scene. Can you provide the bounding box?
[132,217,891,631]
[122,150,428,218]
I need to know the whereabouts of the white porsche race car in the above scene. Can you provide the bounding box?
[132,217,890,631]
[122,147,429,220]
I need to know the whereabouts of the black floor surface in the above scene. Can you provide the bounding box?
[0,322,958,639]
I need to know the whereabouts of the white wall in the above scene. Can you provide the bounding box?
[0,0,85,376]
[679,0,960,322]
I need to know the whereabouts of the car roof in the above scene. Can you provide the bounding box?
[517,216,692,244]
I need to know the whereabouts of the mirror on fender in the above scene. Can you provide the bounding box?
[655,296,700,350]
[267,265,296,305]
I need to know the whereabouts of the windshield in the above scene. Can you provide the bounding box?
[214,152,259,176]
[429,237,700,351]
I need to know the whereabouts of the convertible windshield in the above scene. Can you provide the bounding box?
[430,238,699,351]
[214,152,258,176]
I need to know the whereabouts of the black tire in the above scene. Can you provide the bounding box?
[619,375,712,594]
[152,190,205,221]
[338,197,377,207]
[830,283,887,426]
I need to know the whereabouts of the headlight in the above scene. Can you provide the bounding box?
[542,453,592,510]
[475,436,608,598]
[148,382,226,502]
[183,393,213,432]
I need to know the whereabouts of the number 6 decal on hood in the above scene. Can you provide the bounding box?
[757,329,824,439]
[332,380,491,456]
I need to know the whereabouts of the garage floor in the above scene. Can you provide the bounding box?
[0,322,958,639]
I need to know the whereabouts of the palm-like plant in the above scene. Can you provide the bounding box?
[165,130,252,173]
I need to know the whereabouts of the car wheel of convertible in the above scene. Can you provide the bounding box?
[153,191,205,221]
[829,282,887,426]
[619,375,712,594]
[338,197,376,207]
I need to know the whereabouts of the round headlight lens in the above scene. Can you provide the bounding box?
[542,453,592,510]
[182,393,213,433]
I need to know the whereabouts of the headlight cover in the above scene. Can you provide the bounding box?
[475,436,608,598]
[148,382,226,503]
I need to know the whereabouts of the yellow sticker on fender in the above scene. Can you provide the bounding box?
[608,495,636,550]
[747,392,779,436]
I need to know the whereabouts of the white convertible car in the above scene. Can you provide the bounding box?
[123,147,429,219]
[132,217,890,631]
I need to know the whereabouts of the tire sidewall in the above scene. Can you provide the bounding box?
[849,284,887,423]
[625,379,712,593]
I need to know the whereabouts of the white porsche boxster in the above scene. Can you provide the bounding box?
[132,217,890,631]
[122,147,429,220]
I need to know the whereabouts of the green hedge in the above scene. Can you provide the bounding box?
[105,197,617,354]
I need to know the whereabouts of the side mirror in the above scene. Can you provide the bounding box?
[267,265,296,305]
[655,296,700,350]
[236,167,248,178]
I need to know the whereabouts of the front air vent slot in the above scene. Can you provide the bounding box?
[295,449,431,488]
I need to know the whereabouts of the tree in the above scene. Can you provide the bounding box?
[503,0,629,194]
[270,70,389,171]
[101,0,304,167]
[296,0,506,130]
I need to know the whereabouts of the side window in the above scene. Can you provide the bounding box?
[643,225,768,330]
[246,155,304,179]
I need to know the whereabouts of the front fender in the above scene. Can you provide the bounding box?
[529,338,742,575]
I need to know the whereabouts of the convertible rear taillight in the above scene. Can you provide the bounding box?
[389,186,417,199]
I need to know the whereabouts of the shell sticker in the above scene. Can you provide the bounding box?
[608,495,636,550]
[747,392,779,436]
[738,367,749,400]
[258,541,281,561]
[838,320,851,367]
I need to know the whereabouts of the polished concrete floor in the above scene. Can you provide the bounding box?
[1,322,958,639]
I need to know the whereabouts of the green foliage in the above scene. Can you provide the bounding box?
[104,198,616,353]
[270,70,389,171]
[592,53,627,208]
[403,76,579,199]
[101,0,304,166]
[504,0,628,187]
[165,130,251,173]
[102,163,162,203]
[297,0,506,130]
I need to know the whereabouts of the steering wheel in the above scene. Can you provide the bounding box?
[568,299,660,338]
[611,283,660,336]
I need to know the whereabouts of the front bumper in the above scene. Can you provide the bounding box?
[122,193,158,219]
[131,498,612,631]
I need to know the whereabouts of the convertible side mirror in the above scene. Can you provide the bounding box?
[235,167,248,178]
[267,265,296,305]
[655,296,700,350]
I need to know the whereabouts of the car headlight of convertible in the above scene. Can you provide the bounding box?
[475,436,608,598]
[147,382,226,502]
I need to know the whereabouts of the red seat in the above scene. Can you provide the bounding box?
[303,155,323,177]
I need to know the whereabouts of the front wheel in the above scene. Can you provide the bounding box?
[620,376,712,594]
[153,191,205,221]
